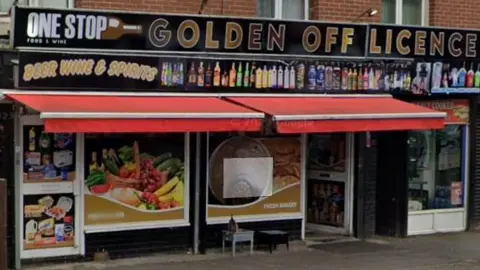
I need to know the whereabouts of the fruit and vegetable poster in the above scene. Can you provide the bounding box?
[207,135,302,221]
[23,193,75,250]
[83,134,187,229]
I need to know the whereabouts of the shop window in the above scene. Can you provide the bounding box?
[0,0,14,13]
[257,0,309,20]
[83,134,188,230]
[207,134,302,222]
[28,0,72,8]
[407,126,464,211]
[382,0,428,25]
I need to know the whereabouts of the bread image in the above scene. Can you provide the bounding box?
[109,187,141,207]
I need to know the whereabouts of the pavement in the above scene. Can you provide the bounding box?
[23,231,480,270]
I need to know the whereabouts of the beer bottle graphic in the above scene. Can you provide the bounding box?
[101,17,143,40]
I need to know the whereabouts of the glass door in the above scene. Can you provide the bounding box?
[306,133,353,234]
[18,115,81,259]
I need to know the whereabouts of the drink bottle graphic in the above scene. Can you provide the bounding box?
[102,17,143,40]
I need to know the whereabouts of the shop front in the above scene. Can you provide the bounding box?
[364,25,479,237]
[407,99,469,235]
[6,5,479,267]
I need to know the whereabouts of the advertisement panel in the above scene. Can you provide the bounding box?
[21,122,78,257]
[83,133,188,231]
[413,99,470,124]
[12,6,367,57]
[207,135,302,223]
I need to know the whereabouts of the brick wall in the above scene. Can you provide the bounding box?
[76,0,257,17]
[77,0,480,29]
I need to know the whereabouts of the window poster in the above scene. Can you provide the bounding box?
[23,126,76,185]
[23,193,75,250]
[83,134,188,230]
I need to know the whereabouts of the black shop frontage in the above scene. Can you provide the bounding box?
[2,5,480,268]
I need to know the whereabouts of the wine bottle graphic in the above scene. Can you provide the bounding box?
[101,17,143,40]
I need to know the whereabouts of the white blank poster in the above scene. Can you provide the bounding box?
[223,157,273,199]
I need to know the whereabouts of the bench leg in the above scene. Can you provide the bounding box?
[250,239,253,255]
[222,237,225,254]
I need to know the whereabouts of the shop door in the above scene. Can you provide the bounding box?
[18,115,81,259]
[305,133,354,235]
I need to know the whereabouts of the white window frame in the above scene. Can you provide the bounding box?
[0,0,74,15]
[28,0,74,9]
[394,0,429,26]
[271,0,310,20]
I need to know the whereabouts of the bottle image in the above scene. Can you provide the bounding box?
[289,66,295,89]
[39,131,50,153]
[28,127,36,152]
[352,68,358,91]
[268,66,273,88]
[188,62,197,86]
[341,67,348,90]
[325,65,333,91]
[283,65,289,89]
[466,62,474,88]
[221,71,229,87]
[368,66,375,90]
[229,62,236,87]
[307,64,316,91]
[377,69,385,91]
[250,62,256,87]
[432,62,443,89]
[278,66,284,89]
[89,152,99,173]
[442,72,449,88]
[99,148,108,172]
[404,72,411,91]
[457,62,467,87]
[167,62,173,86]
[243,63,250,88]
[160,62,167,86]
[205,63,212,88]
[474,64,480,88]
[271,65,277,89]
[393,69,400,89]
[197,61,205,87]
[213,62,221,87]
[332,65,341,90]
[357,64,363,91]
[317,64,325,91]
[450,66,458,87]
[262,65,268,88]
[297,63,305,90]
[236,62,243,87]
[347,68,353,91]
[101,17,143,40]
[363,66,369,90]
[172,63,178,86]
[178,63,184,85]
[255,67,263,88]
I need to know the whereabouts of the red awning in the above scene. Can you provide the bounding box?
[4,92,264,133]
[226,96,446,133]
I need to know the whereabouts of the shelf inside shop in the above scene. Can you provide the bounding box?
[431,88,480,94]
